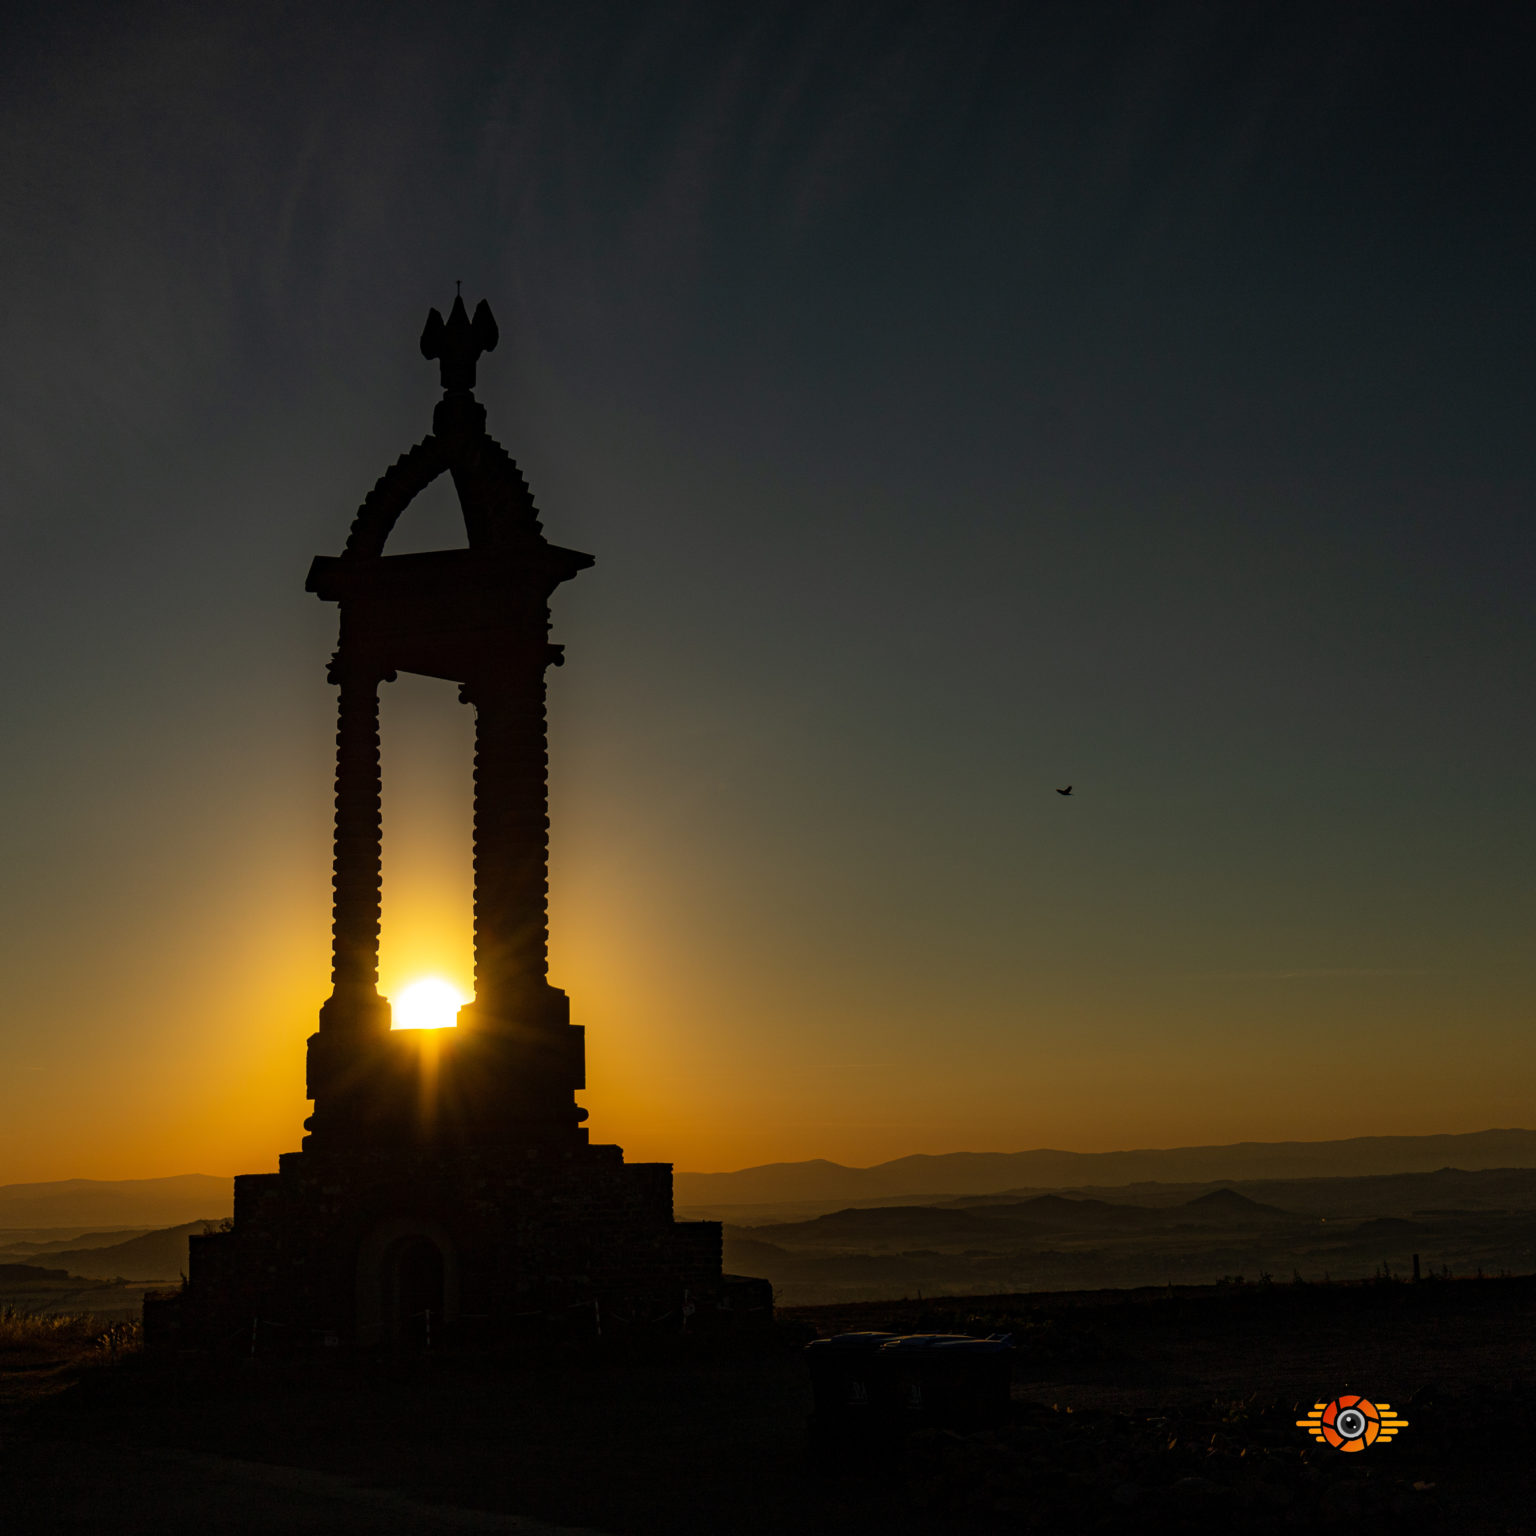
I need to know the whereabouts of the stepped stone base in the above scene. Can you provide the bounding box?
[167,1140,759,1350]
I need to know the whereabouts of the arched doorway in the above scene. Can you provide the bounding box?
[355,1218,460,1347]
[387,1235,445,1347]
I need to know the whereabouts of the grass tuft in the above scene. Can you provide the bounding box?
[0,1305,142,1357]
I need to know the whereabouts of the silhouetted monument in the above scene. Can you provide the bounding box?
[166,298,763,1348]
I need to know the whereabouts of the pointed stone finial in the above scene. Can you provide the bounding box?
[420,295,499,391]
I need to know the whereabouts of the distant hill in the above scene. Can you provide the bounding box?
[52,1220,219,1282]
[676,1130,1536,1212]
[1180,1189,1289,1219]
[0,1262,70,1283]
[718,1167,1536,1306]
[749,1206,999,1246]
[977,1195,1164,1228]
[0,1227,154,1258]
[741,1189,1292,1248]
[0,1176,231,1231]
[0,1260,148,1318]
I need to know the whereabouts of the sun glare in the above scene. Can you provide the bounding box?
[392,978,466,1030]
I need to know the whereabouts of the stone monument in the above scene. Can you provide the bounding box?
[166,298,762,1349]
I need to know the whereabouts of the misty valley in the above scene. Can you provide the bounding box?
[711,1167,1536,1305]
[5,1166,1534,1318]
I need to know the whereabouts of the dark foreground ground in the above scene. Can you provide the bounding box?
[2,1276,1534,1534]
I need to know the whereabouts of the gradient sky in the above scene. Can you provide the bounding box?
[2,1,1532,1183]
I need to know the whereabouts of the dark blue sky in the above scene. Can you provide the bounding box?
[2,1,1532,1177]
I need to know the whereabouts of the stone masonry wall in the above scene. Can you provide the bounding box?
[181,1139,736,1349]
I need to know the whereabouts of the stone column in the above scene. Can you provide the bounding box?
[462,660,551,1023]
[326,653,389,1012]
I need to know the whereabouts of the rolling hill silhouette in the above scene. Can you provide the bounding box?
[748,1206,999,1246]
[716,1166,1536,1305]
[980,1195,1163,1228]
[50,1220,219,1282]
[676,1130,1536,1213]
[0,1176,230,1231]
[1178,1189,1289,1219]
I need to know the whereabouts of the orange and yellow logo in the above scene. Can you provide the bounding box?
[1297,1396,1408,1451]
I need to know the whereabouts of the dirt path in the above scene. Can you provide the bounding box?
[3,1442,611,1536]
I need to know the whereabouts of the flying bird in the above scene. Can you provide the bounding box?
[1057,785,1072,796]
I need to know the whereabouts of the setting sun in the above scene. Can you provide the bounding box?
[391,978,465,1030]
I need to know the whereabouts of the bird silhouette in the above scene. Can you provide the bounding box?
[1057,785,1072,796]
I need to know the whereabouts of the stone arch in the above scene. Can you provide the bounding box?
[354,1215,461,1346]
[447,436,546,552]
[341,433,546,560]
[342,437,451,559]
